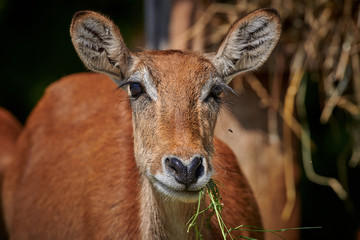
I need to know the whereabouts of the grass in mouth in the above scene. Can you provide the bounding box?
[187,179,320,240]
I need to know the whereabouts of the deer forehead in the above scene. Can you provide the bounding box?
[133,50,221,99]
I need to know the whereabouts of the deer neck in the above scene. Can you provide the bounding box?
[139,177,202,240]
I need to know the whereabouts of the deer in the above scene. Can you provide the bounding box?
[1,8,281,239]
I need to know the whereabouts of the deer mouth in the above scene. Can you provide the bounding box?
[152,177,204,202]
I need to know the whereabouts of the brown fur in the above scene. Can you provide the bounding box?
[3,74,140,239]
[0,108,22,176]
[0,108,22,240]
[3,9,282,239]
[130,50,218,176]
[215,111,301,239]
[3,73,262,239]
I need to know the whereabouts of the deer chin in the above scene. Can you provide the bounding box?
[150,172,212,203]
[153,180,201,203]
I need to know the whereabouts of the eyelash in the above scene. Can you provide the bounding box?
[205,84,225,103]
[208,85,223,99]
[119,81,145,100]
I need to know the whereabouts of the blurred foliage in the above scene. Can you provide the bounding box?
[0,0,144,123]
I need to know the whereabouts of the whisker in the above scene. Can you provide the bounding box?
[212,162,241,177]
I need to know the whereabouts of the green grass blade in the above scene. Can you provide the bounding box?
[187,179,320,240]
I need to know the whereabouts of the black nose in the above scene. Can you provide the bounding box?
[165,156,204,187]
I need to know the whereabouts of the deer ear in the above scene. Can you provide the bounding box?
[70,11,132,85]
[210,8,281,83]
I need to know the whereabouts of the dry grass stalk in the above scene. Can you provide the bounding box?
[281,46,306,220]
[336,97,360,117]
[320,33,353,123]
[245,73,312,148]
[351,52,360,116]
[297,78,348,201]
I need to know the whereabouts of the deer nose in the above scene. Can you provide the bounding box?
[164,156,204,187]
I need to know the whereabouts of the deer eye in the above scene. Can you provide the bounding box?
[129,82,144,98]
[206,85,223,101]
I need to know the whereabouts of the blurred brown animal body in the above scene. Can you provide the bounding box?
[0,109,22,178]
[215,103,301,240]
[2,9,280,239]
[0,108,22,240]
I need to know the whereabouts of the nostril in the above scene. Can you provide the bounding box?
[195,163,204,179]
[165,158,177,175]
[188,157,201,176]
[165,157,188,184]
[188,157,204,184]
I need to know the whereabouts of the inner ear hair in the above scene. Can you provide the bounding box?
[70,11,131,85]
[211,8,281,82]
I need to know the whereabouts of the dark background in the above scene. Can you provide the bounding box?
[0,0,144,123]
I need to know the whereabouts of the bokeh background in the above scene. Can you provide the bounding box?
[1,0,360,239]
[0,0,144,122]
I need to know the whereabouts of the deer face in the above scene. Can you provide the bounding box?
[127,51,222,201]
[70,9,281,202]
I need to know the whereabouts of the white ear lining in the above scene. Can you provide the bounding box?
[210,9,281,82]
[70,11,132,84]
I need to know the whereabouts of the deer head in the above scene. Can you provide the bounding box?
[70,9,281,202]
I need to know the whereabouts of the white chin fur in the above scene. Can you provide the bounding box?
[152,178,202,203]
